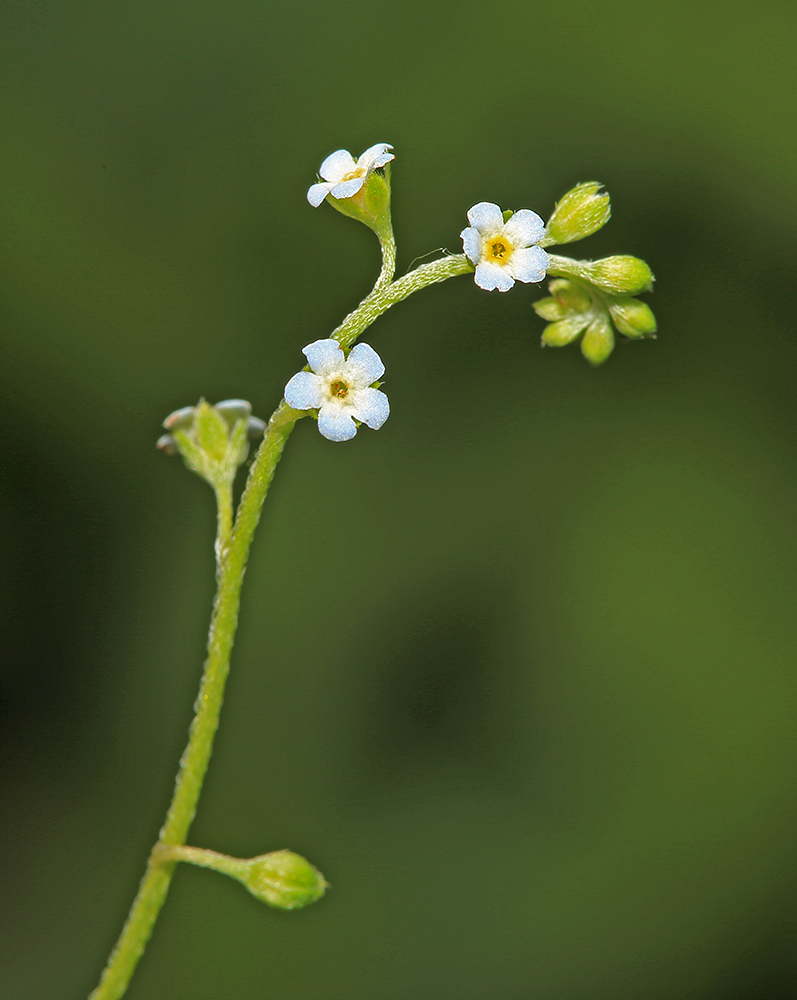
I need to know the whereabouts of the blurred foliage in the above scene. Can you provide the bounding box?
[2,1,797,998]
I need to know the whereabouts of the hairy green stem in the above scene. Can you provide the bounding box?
[155,843,251,881]
[88,403,299,1000]
[332,254,472,350]
[89,243,471,1000]
[545,253,594,283]
[213,480,234,567]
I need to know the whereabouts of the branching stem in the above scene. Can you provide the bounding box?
[88,239,474,1000]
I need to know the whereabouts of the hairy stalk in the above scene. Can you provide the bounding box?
[333,254,472,350]
[376,220,397,288]
[89,243,471,1000]
[546,253,596,283]
[213,480,234,568]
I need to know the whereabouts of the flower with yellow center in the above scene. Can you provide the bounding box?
[284,339,390,442]
[461,201,549,292]
[307,144,394,208]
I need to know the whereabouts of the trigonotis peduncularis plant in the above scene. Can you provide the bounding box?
[88,142,656,1000]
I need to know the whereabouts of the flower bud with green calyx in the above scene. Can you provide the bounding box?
[608,296,658,338]
[541,182,611,247]
[581,313,615,366]
[155,844,327,910]
[157,399,262,491]
[541,313,592,347]
[328,162,392,238]
[586,256,654,295]
[533,278,593,322]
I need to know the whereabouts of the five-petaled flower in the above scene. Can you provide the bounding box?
[307,144,395,208]
[461,202,549,292]
[284,339,390,442]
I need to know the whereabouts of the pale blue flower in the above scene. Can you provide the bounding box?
[461,202,549,292]
[307,144,394,207]
[284,339,390,442]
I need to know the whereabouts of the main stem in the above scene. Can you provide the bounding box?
[88,403,299,1000]
[89,233,473,1000]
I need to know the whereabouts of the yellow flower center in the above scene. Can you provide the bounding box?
[486,235,514,262]
[341,166,365,183]
[329,379,349,399]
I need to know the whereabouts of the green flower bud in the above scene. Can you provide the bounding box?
[329,164,392,237]
[581,314,615,366]
[157,844,327,911]
[549,278,592,313]
[533,296,567,322]
[242,850,328,910]
[586,256,654,295]
[608,296,658,338]
[541,314,591,347]
[543,182,611,246]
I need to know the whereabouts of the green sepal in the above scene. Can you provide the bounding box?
[327,163,392,236]
[194,400,231,463]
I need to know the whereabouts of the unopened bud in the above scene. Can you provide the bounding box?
[543,182,611,246]
[549,278,592,313]
[243,850,328,910]
[158,844,327,911]
[586,256,654,295]
[608,296,657,338]
[541,314,591,348]
[581,314,615,366]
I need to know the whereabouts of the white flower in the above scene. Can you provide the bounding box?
[307,143,394,208]
[461,202,549,292]
[284,339,390,442]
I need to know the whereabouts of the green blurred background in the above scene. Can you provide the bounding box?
[2,1,797,997]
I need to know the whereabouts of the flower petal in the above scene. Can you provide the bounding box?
[349,387,389,429]
[329,176,365,200]
[307,181,332,207]
[503,209,545,248]
[318,402,358,442]
[466,201,504,233]
[506,246,549,284]
[302,338,345,375]
[460,226,483,264]
[358,142,394,170]
[345,342,385,386]
[284,371,325,410]
[318,149,356,182]
[474,260,515,292]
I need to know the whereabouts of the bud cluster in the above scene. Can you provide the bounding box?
[534,277,656,366]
